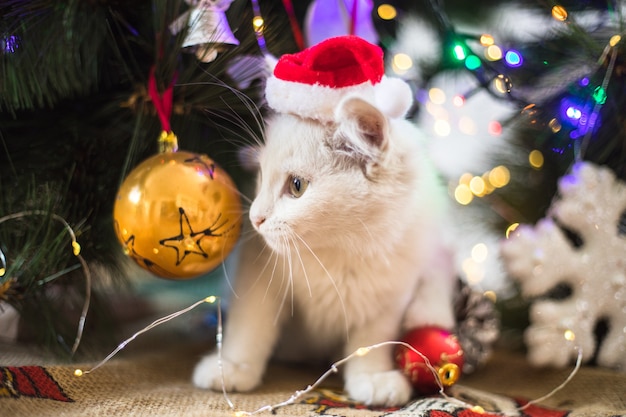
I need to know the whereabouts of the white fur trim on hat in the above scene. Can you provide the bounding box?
[266,75,413,121]
[265,77,376,122]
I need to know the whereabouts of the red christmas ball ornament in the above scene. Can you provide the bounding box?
[394,326,464,395]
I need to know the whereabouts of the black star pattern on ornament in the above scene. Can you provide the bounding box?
[159,207,232,266]
[184,155,215,179]
[114,223,172,277]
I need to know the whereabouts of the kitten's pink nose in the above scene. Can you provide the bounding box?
[251,215,265,229]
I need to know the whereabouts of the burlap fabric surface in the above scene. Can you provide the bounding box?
[1,337,625,417]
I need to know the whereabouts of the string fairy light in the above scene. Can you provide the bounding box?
[73,295,218,377]
[0,210,91,355]
[72,290,586,416]
[575,34,622,160]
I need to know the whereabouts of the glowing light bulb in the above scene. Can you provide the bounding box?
[505,223,519,238]
[529,150,544,169]
[479,34,495,46]
[504,50,523,67]
[454,184,473,205]
[471,405,486,414]
[252,16,264,31]
[485,45,503,61]
[551,5,568,21]
[205,295,217,303]
[452,95,465,107]
[489,166,510,188]
[469,176,486,196]
[458,116,476,135]
[471,243,488,262]
[564,329,576,341]
[74,369,84,377]
[610,35,621,47]
[377,4,397,20]
[549,118,562,133]
[462,258,484,284]
[459,173,473,185]
[488,121,502,136]
[428,88,446,104]
[434,119,451,136]
[465,55,482,70]
[356,347,371,356]
[72,241,81,256]
[566,106,582,120]
[3,35,19,53]
[483,290,497,303]
[493,75,512,94]
[452,44,467,60]
[592,86,607,105]
[392,53,413,72]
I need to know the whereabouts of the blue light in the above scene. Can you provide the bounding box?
[565,106,582,120]
[504,50,523,67]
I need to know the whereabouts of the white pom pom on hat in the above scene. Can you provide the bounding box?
[265,35,413,121]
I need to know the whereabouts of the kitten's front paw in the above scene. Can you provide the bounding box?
[345,370,412,407]
[192,353,263,392]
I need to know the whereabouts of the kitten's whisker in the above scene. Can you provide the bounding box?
[285,236,296,317]
[290,234,312,298]
[179,73,266,147]
[262,245,281,303]
[274,237,291,325]
[293,233,350,339]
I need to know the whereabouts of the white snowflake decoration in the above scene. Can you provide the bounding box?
[501,161,626,370]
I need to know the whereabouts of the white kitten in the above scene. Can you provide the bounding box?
[193,96,457,406]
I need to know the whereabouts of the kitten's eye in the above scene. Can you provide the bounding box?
[288,175,309,198]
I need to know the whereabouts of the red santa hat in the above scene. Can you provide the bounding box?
[265,35,413,121]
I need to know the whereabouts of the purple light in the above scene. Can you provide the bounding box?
[579,77,590,86]
[504,49,523,67]
[3,35,19,53]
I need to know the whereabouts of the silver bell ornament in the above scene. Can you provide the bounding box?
[170,0,239,63]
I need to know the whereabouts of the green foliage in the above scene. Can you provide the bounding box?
[0,0,299,354]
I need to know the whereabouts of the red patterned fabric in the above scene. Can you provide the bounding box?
[0,366,72,402]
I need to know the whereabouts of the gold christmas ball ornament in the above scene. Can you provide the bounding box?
[113,151,242,279]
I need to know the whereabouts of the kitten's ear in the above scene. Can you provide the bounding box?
[334,96,389,160]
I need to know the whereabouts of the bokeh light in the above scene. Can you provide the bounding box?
[505,223,520,238]
[609,35,621,47]
[434,119,451,136]
[488,121,502,136]
[452,95,465,107]
[428,87,446,104]
[454,184,474,205]
[453,44,467,60]
[504,50,523,67]
[471,243,488,263]
[529,150,544,169]
[392,53,413,73]
[548,118,562,133]
[551,5,568,21]
[465,55,482,70]
[493,75,512,94]
[479,34,495,46]
[469,176,486,196]
[485,45,503,61]
[377,4,397,20]
[488,166,510,188]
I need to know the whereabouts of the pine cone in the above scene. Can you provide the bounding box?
[454,279,500,374]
